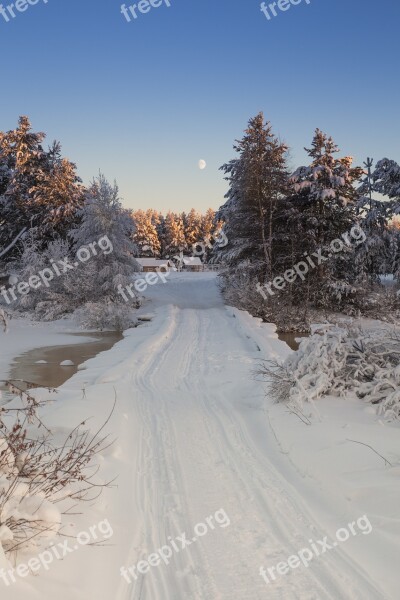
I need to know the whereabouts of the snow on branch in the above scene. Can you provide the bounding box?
[257,326,400,422]
[0,381,116,562]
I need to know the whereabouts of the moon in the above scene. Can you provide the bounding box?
[198,159,207,170]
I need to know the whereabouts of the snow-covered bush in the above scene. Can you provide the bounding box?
[258,326,400,421]
[13,234,75,319]
[0,380,113,561]
[74,301,137,331]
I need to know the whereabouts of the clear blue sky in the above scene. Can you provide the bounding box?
[0,0,399,213]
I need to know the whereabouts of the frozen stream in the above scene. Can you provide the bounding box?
[1,331,122,396]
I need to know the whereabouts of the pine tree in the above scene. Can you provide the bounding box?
[371,158,400,203]
[288,129,364,307]
[365,158,400,282]
[0,118,85,256]
[356,158,393,283]
[131,209,161,257]
[156,213,167,257]
[30,142,85,242]
[201,208,216,239]
[184,208,202,248]
[0,116,47,254]
[215,113,289,286]
[164,212,186,256]
[199,208,218,262]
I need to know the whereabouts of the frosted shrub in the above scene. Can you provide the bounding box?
[258,326,400,421]
[0,381,113,561]
[11,234,76,319]
[74,301,137,331]
[258,327,350,410]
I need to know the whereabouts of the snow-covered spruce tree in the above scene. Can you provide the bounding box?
[164,212,186,256]
[30,141,85,243]
[371,158,400,203]
[69,174,141,330]
[0,141,11,198]
[288,129,364,311]
[356,158,393,284]
[131,209,161,257]
[201,208,216,240]
[265,193,312,330]
[214,113,289,312]
[0,136,12,252]
[387,220,400,289]
[0,118,85,257]
[0,116,47,257]
[369,158,400,283]
[199,208,220,263]
[184,208,203,249]
[156,213,168,257]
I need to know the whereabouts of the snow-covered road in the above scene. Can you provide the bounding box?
[115,274,386,600]
[1,273,395,600]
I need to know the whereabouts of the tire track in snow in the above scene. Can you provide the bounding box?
[121,290,385,600]
[187,308,385,600]
[171,309,333,600]
[126,310,213,600]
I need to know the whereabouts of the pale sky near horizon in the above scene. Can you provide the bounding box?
[0,0,399,213]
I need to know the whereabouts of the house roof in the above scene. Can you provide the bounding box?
[182,257,203,266]
[136,258,172,267]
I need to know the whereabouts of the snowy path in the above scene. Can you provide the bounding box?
[116,274,385,600]
[1,274,390,599]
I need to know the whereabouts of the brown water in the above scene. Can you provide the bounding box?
[1,332,123,395]
[277,332,309,351]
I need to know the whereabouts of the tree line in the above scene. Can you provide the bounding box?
[0,116,218,265]
[130,208,219,259]
[0,117,219,328]
[214,113,400,330]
